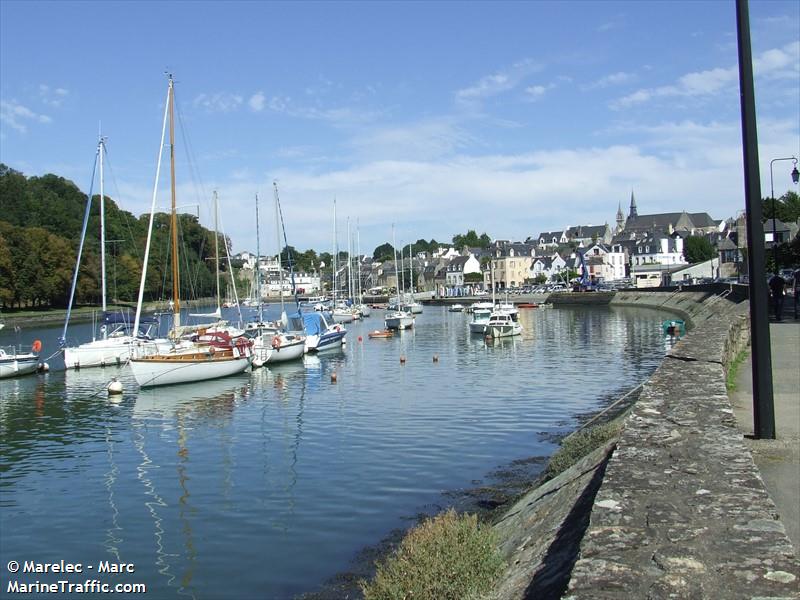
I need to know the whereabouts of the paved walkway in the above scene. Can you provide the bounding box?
[731,319,800,555]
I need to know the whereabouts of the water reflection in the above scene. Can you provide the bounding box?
[0,304,673,599]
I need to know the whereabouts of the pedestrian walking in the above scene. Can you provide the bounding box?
[769,273,786,321]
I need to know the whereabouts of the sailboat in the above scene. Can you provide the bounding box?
[251,182,306,366]
[129,75,252,388]
[61,135,160,368]
[384,226,414,330]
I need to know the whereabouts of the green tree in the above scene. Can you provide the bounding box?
[373,242,395,261]
[452,230,491,249]
[683,236,714,264]
[762,191,800,224]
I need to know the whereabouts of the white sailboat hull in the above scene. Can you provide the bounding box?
[62,336,135,369]
[384,312,414,330]
[253,334,306,366]
[130,353,251,388]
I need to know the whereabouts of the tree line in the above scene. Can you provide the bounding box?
[0,164,228,309]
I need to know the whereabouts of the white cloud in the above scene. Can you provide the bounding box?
[613,42,799,109]
[39,84,69,107]
[524,83,557,101]
[0,100,52,133]
[193,92,244,113]
[455,59,544,108]
[248,92,266,112]
[582,71,635,90]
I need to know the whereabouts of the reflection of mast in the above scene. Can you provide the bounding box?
[132,421,179,590]
[175,410,197,592]
[103,425,123,563]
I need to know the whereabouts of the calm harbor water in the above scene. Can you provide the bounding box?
[1,304,670,599]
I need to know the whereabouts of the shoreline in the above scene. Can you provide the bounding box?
[298,381,647,600]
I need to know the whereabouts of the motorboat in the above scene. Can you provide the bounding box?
[302,311,346,352]
[469,305,493,334]
[0,344,42,379]
[487,310,523,338]
[448,304,465,312]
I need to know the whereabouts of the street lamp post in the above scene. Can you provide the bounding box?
[768,156,800,271]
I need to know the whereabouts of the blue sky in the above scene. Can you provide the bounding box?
[1,1,798,256]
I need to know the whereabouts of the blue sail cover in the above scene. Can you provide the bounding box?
[302,312,325,336]
[103,311,158,327]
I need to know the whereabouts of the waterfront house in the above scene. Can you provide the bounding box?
[530,253,567,282]
[485,242,536,289]
[445,255,481,288]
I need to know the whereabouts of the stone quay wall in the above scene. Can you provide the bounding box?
[566,291,798,598]
[490,288,798,599]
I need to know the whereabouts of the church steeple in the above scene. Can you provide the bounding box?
[616,201,625,233]
[628,189,638,219]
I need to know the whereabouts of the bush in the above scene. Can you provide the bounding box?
[544,419,624,480]
[360,509,504,600]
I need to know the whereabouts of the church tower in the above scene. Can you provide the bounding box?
[628,190,638,219]
[616,201,625,233]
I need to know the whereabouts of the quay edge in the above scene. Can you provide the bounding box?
[488,287,799,599]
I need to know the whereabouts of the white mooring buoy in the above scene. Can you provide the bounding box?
[107,377,123,395]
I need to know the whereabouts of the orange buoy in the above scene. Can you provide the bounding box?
[331,371,338,383]
[358,336,363,342]
[32,339,42,353]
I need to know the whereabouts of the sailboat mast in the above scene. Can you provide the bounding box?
[356,221,362,303]
[347,217,352,301]
[99,133,107,314]
[392,225,400,303]
[133,76,171,339]
[213,191,221,311]
[274,184,286,317]
[168,76,180,329]
[332,198,337,304]
[255,193,262,322]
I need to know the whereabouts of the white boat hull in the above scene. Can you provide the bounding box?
[130,355,250,387]
[62,336,135,369]
[253,334,306,365]
[489,324,523,338]
[385,312,414,330]
[0,352,40,379]
[305,330,346,352]
[469,321,488,334]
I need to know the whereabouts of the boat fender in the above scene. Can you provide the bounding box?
[271,336,281,350]
[32,339,42,353]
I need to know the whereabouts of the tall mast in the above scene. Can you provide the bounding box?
[168,75,180,330]
[99,132,107,314]
[332,198,337,304]
[274,183,286,318]
[213,191,221,313]
[392,225,400,304]
[255,193,262,322]
[347,217,352,301]
[133,76,171,339]
[356,221,362,303]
